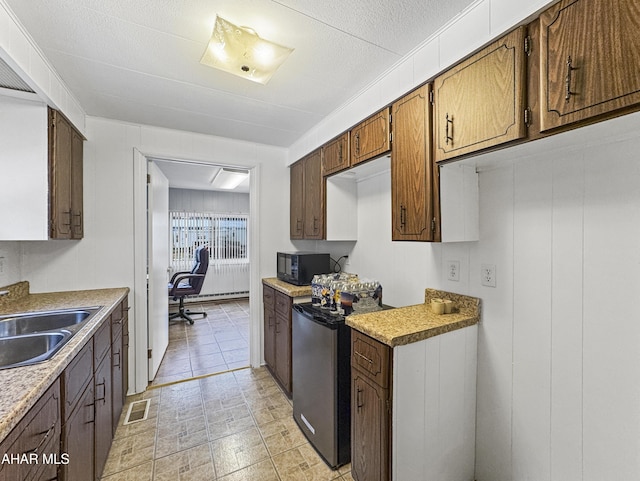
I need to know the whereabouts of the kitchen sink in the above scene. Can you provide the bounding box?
[0,307,101,337]
[0,331,72,369]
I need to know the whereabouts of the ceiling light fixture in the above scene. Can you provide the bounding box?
[200,15,293,84]
[210,168,250,190]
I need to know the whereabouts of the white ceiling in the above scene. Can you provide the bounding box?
[6,0,476,149]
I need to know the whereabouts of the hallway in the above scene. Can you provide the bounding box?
[153,298,250,386]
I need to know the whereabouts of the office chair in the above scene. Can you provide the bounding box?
[168,245,209,325]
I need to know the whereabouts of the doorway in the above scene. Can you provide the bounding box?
[133,150,261,393]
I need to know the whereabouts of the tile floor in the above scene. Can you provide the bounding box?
[153,299,251,385]
[101,367,354,480]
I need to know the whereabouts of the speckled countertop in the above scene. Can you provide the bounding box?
[0,281,129,442]
[262,277,312,298]
[346,288,481,347]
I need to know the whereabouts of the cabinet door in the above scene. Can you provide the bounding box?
[322,132,350,176]
[540,0,640,131]
[263,306,276,369]
[274,312,292,395]
[62,383,95,481]
[71,128,84,238]
[391,84,437,241]
[95,354,113,481]
[434,26,527,161]
[303,150,325,239]
[0,379,60,481]
[351,371,390,481]
[111,331,124,434]
[351,108,391,166]
[49,109,73,239]
[289,160,305,239]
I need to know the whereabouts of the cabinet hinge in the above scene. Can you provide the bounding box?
[429,90,434,105]
[431,217,436,233]
[147,174,151,184]
[386,398,392,413]
[147,349,152,359]
[524,35,532,56]
[389,131,393,143]
[524,107,532,127]
[389,113,392,124]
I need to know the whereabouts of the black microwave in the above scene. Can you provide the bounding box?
[277,252,330,286]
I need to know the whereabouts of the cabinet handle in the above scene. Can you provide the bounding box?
[445,113,454,145]
[355,350,374,365]
[338,142,343,163]
[73,211,82,228]
[355,133,360,155]
[23,423,55,455]
[313,217,318,232]
[400,205,406,228]
[96,378,106,402]
[565,55,577,102]
[275,318,281,334]
[356,387,364,411]
[113,351,121,368]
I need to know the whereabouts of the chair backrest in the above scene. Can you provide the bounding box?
[190,246,209,293]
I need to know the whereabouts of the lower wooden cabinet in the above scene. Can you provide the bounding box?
[62,381,95,481]
[0,379,61,481]
[95,347,113,479]
[351,330,392,481]
[351,371,390,481]
[262,283,293,397]
[0,297,129,481]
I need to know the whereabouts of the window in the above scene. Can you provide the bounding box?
[170,211,248,272]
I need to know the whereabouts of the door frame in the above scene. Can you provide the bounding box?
[132,149,262,394]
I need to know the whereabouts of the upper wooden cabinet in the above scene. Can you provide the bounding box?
[433,26,528,162]
[49,108,84,239]
[540,0,640,131]
[290,160,305,239]
[289,149,325,240]
[351,107,391,166]
[322,132,350,176]
[391,84,439,241]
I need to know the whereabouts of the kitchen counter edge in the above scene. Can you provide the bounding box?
[0,286,130,442]
[262,277,312,298]
[346,288,481,348]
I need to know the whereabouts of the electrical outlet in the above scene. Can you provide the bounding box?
[481,264,496,287]
[447,260,460,282]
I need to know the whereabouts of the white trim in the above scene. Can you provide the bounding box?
[132,148,149,394]
[132,150,261,393]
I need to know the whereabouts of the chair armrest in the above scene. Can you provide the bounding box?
[168,273,205,297]
[169,270,191,284]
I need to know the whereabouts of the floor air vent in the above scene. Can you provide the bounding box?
[123,399,150,425]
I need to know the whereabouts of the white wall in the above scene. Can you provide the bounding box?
[18,117,288,294]
[346,112,640,480]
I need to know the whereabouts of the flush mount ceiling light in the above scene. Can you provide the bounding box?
[200,15,293,84]
[211,168,250,190]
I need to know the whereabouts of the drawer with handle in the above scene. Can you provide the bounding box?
[351,329,391,388]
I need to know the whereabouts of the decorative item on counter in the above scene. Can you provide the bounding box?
[312,273,359,310]
[430,298,445,315]
[346,280,383,315]
[443,299,454,314]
